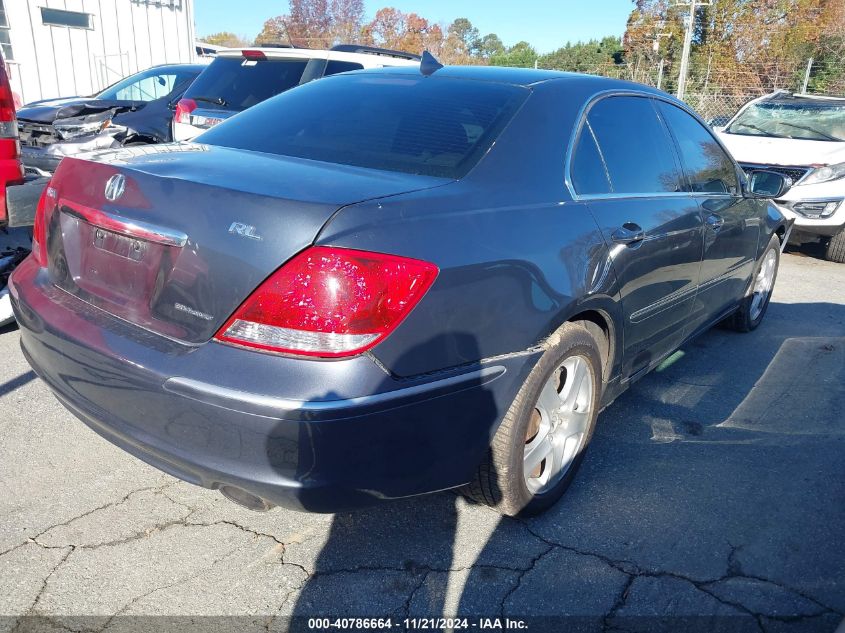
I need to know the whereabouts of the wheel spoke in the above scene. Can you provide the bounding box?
[549,431,578,479]
[565,409,591,435]
[536,375,563,417]
[561,358,589,410]
[523,430,553,475]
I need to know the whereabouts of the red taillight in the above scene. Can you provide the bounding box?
[241,49,267,61]
[174,98,197,125]
[0,60,24,223]
[0,62,16,127]
[31,181,54,266]
[215,247,439,358]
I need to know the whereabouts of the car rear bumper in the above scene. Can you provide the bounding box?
[10,257,536,512]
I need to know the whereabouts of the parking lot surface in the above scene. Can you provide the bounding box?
[0,251,843,632]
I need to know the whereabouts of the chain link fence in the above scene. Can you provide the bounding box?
[536,58,845,123]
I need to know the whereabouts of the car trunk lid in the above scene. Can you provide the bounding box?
[41,145,449,344]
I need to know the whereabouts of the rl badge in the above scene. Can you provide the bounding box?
[228,222,262,240]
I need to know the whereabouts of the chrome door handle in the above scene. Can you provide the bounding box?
[706,214,724,231]
[611,223,645,245]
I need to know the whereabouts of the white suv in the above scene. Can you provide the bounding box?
[173,44,419,141]
[716,91,845,262]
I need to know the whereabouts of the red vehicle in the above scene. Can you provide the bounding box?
[0,52,26,325]
[0,54,24,225]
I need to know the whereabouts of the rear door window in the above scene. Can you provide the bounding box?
[571,121,611,195]
[657,101,740,194]
[586,96,683,194]
[185,57,309,111]
[197,74,528,179]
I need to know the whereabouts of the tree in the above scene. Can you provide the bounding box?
[622,0,845,96]
[446,18,480,55]
[538,36,623,74]
[255,16,294,46]
[330,0,365,44]
[489,41,537,68]
[255,0,365,48]
[200,32,251,48]
[477,33,505,59]
[363,7,442,55]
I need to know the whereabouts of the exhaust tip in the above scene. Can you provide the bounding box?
[219,485,275,512]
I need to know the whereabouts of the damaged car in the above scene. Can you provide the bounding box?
[16,63,203,176]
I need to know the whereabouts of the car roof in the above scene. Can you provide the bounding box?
[338,64,673,94]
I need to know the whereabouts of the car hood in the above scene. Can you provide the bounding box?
[17,97,145,124]
[717,131,845,166]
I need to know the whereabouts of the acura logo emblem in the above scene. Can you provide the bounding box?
[104,174,126,201]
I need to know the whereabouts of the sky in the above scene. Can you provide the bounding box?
[194,0,634,54]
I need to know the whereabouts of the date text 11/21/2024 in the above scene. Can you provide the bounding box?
[307,618,529,630]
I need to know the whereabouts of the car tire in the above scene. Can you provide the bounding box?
[726,234,780,332]
[824,229,845,264]
[463,322,603,516]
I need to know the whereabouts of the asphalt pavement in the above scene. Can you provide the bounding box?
[0,250,843,633]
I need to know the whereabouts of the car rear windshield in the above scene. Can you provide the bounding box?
[184,56,310,112]
[196,74,529,178]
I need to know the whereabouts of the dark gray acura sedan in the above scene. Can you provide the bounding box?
[10,64,792,516]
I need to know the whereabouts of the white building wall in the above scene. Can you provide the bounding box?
[4,0,196,105]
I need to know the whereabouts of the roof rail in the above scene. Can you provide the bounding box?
[330,44,420,61]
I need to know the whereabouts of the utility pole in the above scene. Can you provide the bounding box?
[676,0,696,101]
[802,58,813,94]
[653,22,672,91]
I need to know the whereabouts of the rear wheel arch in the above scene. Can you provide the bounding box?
[543,305,619,384]
[565,310,614,382]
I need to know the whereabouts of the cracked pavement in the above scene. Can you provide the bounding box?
[0,252,843,633]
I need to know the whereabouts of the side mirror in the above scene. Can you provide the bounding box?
[746,170,790,199]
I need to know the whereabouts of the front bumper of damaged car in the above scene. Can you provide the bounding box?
[19,113,128,176]
[774,180,845,241]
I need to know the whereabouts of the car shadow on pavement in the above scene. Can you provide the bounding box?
[284,333,500,628]
[282,301,844,630]
[0,369,36,397]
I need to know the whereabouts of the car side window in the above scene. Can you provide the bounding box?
[324,61,364,76]
[657,101,740,195]
[571,121,611,195]
[113,73,179,102]
[585,96,683,195]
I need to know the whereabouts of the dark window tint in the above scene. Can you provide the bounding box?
[657,102,739,194]
[571,122,611,195]
[587,96,682,194]
[185,57,309,112]
[324,61,364,76]
[197,75,528,179]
